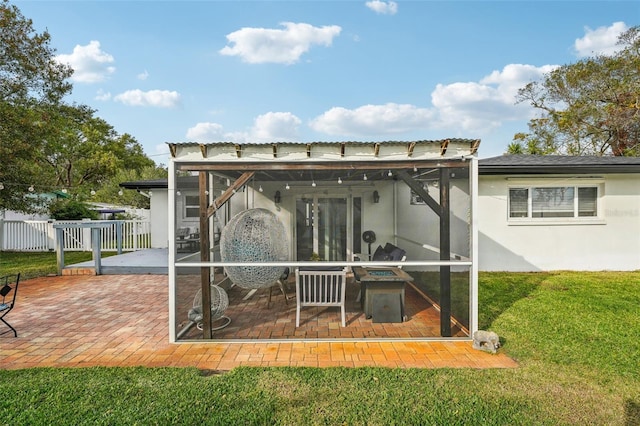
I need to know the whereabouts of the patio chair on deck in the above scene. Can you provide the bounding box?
[0,273,20,337]
[295,267,348,327]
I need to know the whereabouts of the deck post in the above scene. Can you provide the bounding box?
[116,221,123,255]
[55,227,65,275]
[92,227,102,275]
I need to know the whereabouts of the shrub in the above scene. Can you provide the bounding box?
[49,200,99,220]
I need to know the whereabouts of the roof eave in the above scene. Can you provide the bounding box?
[479,165,640,175]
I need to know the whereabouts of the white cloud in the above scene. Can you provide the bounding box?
[185,122,226,142]
[113,89,181,108]
[219,22,341,64]
[365,1,398,15]
[309,64,558,138]
[137,70,149,80]
[185,112,301,144]
[251,112,301,141]
[309,103,433,136]
[574,21,628,58]
[56,40,115,83]
[94,89,111,101]
[431,64,558,132]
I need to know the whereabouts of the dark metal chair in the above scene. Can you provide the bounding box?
[0,273,20,337]
[268,267,291,308]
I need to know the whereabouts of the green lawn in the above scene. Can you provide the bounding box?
[0,250,117,280]
[0,255,639,425]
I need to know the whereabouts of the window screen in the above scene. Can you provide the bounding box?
[578,187,598,217]
[509,188,529,218]
[532,187,574,218]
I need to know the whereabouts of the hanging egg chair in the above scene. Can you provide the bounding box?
[220,208,289,289]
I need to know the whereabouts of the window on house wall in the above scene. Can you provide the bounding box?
[508,185,600,220]
[185,195,199,218]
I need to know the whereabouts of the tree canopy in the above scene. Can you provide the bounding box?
[1,0,72,212]
[508,26,640,156]
[36,103,157,198]
[1,0,164,213]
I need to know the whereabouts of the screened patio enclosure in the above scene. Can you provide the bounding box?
[169,140,480,342]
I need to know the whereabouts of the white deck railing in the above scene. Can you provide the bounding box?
[0,219,151,252]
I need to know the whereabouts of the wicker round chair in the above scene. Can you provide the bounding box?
[220,208,289,289]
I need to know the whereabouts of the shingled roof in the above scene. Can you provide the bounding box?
[479,155,640,175]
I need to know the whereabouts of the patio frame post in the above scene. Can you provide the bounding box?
[470,157,479,335]
[168,159,177,343]
[199,171,213,339]
[439,167,452,337]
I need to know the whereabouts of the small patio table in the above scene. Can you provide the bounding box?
[352,267,413,323]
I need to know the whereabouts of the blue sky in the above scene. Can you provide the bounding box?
[14,1,640,164]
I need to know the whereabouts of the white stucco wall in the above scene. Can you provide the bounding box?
[397,179,471,261]
[478,174,640,271]
[360,182,395,253]
[150,191,169,248]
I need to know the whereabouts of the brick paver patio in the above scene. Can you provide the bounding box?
[0,275,517,370]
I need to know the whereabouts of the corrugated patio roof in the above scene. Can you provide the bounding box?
[168,139,481,163]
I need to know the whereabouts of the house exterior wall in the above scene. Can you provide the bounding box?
[478,173,640,271]
[1,210,50,221]
[395,179,471,262]
[360,182,395,253]
[151,191,169,248]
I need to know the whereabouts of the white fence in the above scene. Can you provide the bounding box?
[0,219,151,252]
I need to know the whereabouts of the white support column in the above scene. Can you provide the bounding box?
[168,160,177,343]
[470,156,479,335]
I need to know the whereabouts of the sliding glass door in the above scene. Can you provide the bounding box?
[296,197,348,261]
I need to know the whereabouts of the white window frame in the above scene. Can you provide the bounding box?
[182,193,200,223]
[507,178,605,225]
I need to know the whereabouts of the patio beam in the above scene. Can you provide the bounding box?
[205,172,255,218]
[408,141,416,156]
[440,139,450,156]
[395,170,441,217]
[179,160,469,172]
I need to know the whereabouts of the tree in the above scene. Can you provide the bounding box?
[0,0,72,104]
[0,0,73,212]
[35,103,156,199]
[93,165,168,209]
[1,1,160,213]
[509,26,640,156]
